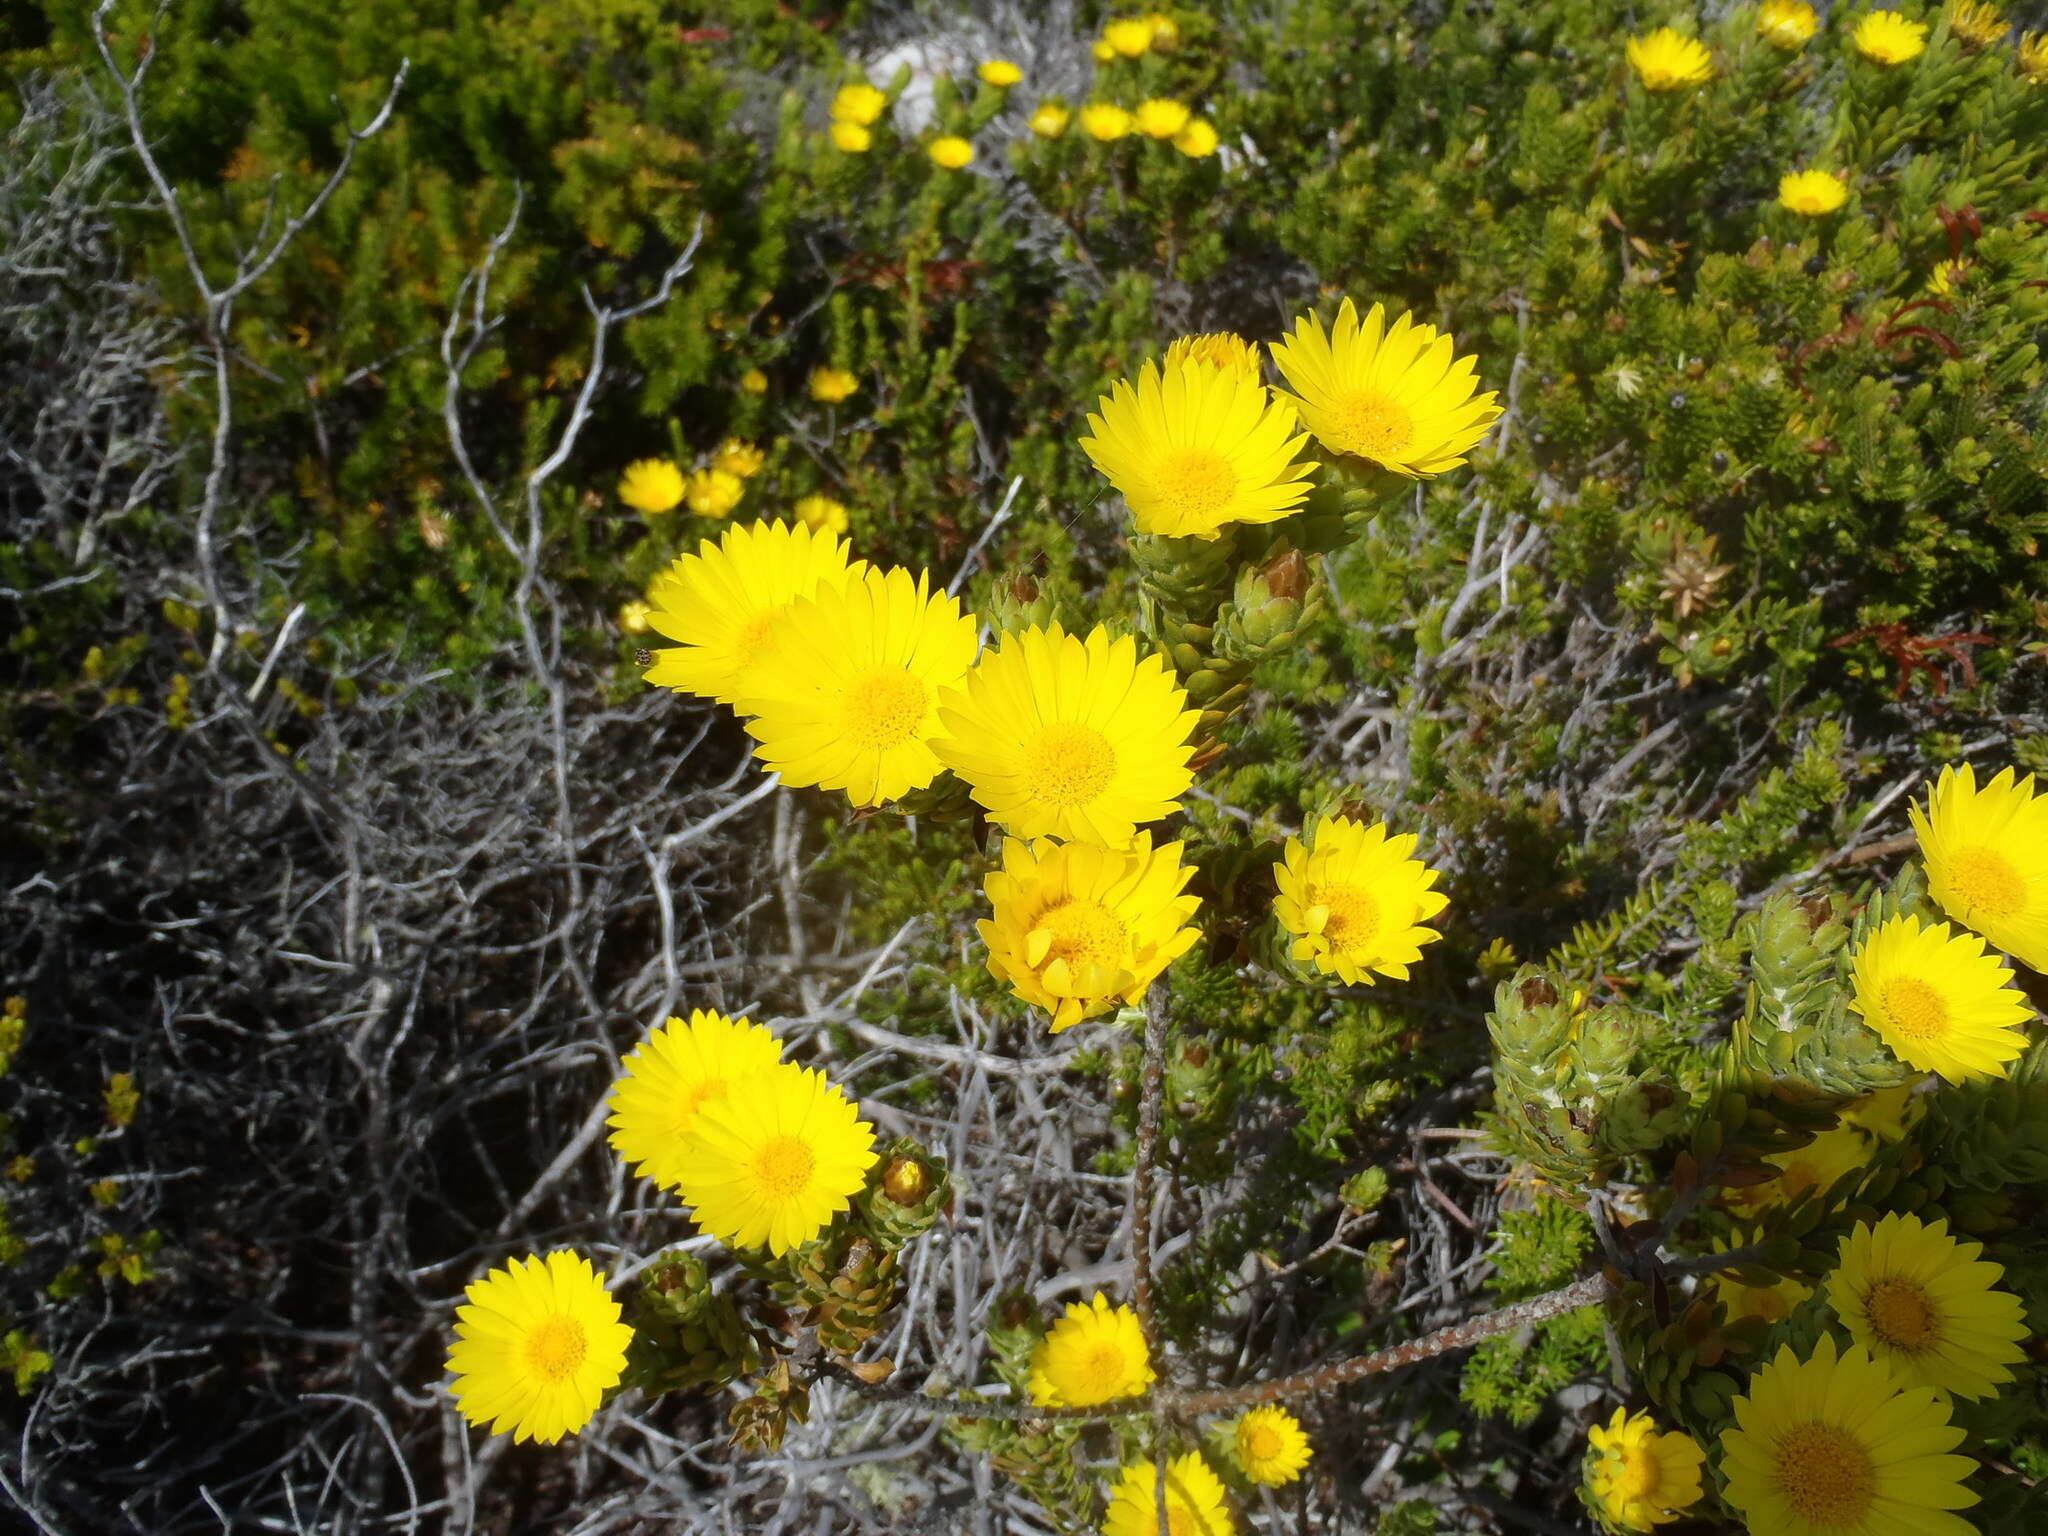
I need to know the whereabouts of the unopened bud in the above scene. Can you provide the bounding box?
[881,1155,930,1207]
[1261,548,1309,602]
[1005,571,1040,605]
[1001,1294,1036,1330]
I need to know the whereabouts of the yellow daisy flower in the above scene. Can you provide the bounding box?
[1092,38,1117,62]
[642,518,863,706]
[809,366,859,404]
[1828,1212,2029,1400]
[1854,10,1930,63]
[830,121,871,153]
[713,439,765,478]
[1147,12,1181,48]
[1585,1408,1705,1531]
[980,833,1202,1031]
[1163,331,1263,382]
[685,467,745,519]
[1839,1080,1928,1142]
[1103,1455,1232,1536]
[446,1251,634,1445]
[1626,28,1715,90]
[1713,1268,1814,1324]
[1911,764,2048,971]
[1726,1122,1872,1214]
[1270,298,1502,476]
[679,1063,877,1256]
[1028,1292,1153,1407]
[1029,101,1071,138]
[1273,816,1449,985]
[929,135,975,169]
[1946,0,2007,49]
[792,493,850,535]
[979,59,1022,87]
[1079,360,1314,541]
[1779,168,1849,215]
[741,367,769,394]
[1848,914,2032,1084]
[2022,31,2048,83]
[738,565,978,808]
[1757,0,1821,48]
[1081,102,1135,141]
[1135,97,1191,138]
[1233,1404,1312,1486]
[932,624,1200,845]
[618,457,685,514]
[831,82,887,126]
[605,1010,785,1193]
[1926,258,1971,296]
[1720,1335,1979,1536]
[1174,119,1220,158]
[1103,17,1154,57]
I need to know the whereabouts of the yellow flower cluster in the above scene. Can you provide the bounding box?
[829,80,887,154]
[1072,96,1219,156]
[606,1009,879,1256]
[1095,12,1178,61]
[617,435,770,521]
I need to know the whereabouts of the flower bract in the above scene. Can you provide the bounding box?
[1027,1292,1153,1407]
[606,1009,785,1192]
[1847,913,2032,1084]
[1827,1212,2028,1400]
[1273,816,1449,985]
[447,1251,634,1445]
[678,1063,877,1255]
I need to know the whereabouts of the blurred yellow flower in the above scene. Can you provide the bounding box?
[1712,1268,1813,1324]
[1081,102,1134,141]
[1164,331,1262,381]
[1927,258,1971,296]
[713,439,765,478]
[1946,1,2007,49]
[792,493,850,535]
[741,368,769,394]
[1756,0,1820,47]
[831,82,887,125]
[685,467,745,519]
[618,458,685,514]
[1103,17,1154,56]
[978,59,1022,87]
[616,600,652,634]
[810,366,859,403]
[1029,101,1071,138]
[2019,31,2048,82]
[830,121,872,154]
[1135,97,1191,138]
[1778,168,1849,214]
[1626,28,1715,89]
[1092,38,1117,61]
[1853,10,1929,64]
[928,135,976,169]
[1148,12,1181,48]
[1173,119,1219,157]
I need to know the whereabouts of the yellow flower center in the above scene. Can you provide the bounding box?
[1023,722,1118,805]
[1772,1422,1875,1528]
[1032,899,1128,976]
[1318,884,1381,953]
[1243,1422,1284,1463]
[749,1134,817,1201]
[1880,976,1949,1042]
[1616,1444,1663,1502]
[841,669,929,749]
[522,1315,588,1382]
[1078,1340,1132,1396]
[1863,1277,1941,1352]
[1946,845,2027,920]
[1328,389,1414,460]
[1153,447,1239,521]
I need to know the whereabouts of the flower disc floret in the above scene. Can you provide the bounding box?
[1102,1454,1233,1536]
[1081,359,1314,540]
[1585,1408,1704,1531]
[1827,1212,2028,1400]
[678,1063,877,1255]
[643,519,864,706]
[738,564,979,808]
[447,1251,635,1445]
[1270,298,1502,476]
[1027,1293,1153,1407]
[607,1010,785,1192]
[1274,816,1449,984]
[1779,169,1849,215]
[1854,10,1929,63]
[1847,913,2031,1084]
[1626,28,1715,89]
[932,625,1199,845]
[1233,1405,1312,1487]
[981,833,1201,1031]
[1910,763,2048,971]
[1720,1335,1978,1536]
[618,458,685,514]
